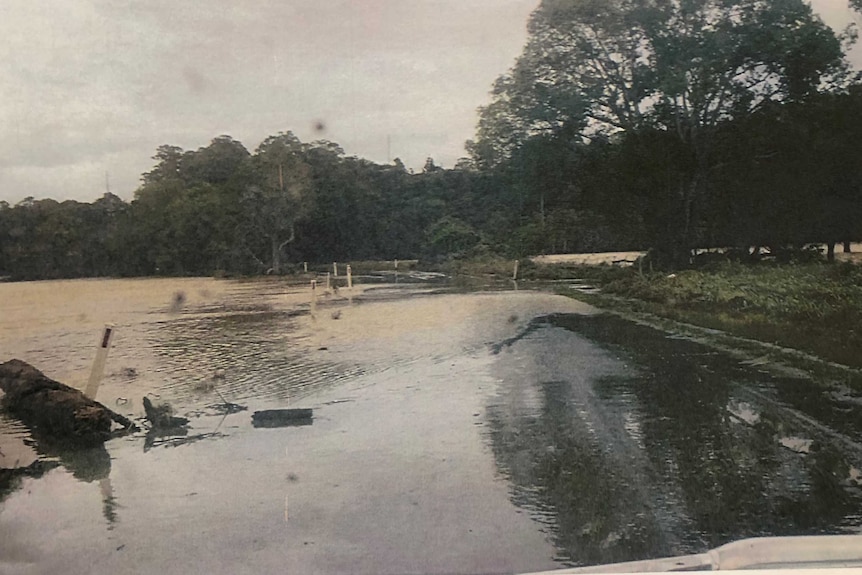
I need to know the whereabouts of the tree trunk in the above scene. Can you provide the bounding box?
[270,236,281,274]
[843,241,851,253]
[674,177,698,269]
[826,242,835,262]
[539,192,545,225]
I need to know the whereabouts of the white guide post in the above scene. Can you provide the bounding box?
[84,324,115,399]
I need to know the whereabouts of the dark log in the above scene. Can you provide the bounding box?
[252,408,313,428]
[0,359,137,446]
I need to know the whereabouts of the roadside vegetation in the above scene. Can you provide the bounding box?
[548,259,862,371]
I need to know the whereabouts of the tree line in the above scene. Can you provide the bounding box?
[0,134,503,280]
[2,0,861,280]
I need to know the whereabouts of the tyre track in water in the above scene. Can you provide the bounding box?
[483,311,862,568]
[485,316,697,567]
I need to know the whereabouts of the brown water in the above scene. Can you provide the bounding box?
[0,278,586,574]
[2,277,862,574]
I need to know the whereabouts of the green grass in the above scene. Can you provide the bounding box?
[441,256,521,278]
[559,261,862,370]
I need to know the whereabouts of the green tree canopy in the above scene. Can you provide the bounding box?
[474,0,849,165]
[471,0,851,264]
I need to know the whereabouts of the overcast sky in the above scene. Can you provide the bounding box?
[0,0,859,204]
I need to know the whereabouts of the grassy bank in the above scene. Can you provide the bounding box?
[551,261,862,370]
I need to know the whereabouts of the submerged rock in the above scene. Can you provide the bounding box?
[0,359,137,446]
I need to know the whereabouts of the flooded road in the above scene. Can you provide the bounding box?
[487,314,862,567]
[1,278,862,574]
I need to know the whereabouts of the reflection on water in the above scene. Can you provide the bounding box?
[0,414,39,471]
[486,317,689,566]
[143,429,226,452]
[39,441,111,483]
[485,313,862,567]
[0,423,116,526]
[0,411,112,485]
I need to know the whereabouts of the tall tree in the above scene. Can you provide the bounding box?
[243,132,314,274]
[473,0,849,265]
[142,145,185,185]
[182,135,251,185]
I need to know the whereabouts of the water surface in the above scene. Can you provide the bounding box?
[1,278,861,574]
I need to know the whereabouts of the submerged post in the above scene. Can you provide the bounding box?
[347,265,353,289]
[512,260,520,281]
[326,272,331,290]
[310,280,317,314]
[84,324,115,399]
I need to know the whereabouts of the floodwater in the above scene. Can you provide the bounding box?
[1,277,862,574]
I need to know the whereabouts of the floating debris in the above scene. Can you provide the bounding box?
[207,402,247,416]
[322,399,353,406]
[0,359,137,446]
[143,397,189,430]
[252,408,313,428]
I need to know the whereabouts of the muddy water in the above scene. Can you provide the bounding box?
[1,278,862,574]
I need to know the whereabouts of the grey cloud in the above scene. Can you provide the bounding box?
[3,0,858,204]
